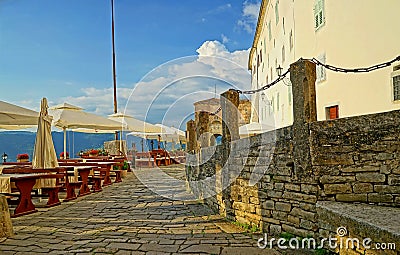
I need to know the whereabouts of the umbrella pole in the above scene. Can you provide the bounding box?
[119,130,123,154]
[63,127,67,157]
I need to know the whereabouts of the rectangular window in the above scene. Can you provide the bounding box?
[316,53,326,83]
[282,45,285,63]
[314,0,325,30]
[393,75,400,101]
[275,0,279,25]
[289,30,293,51]
[326,105,339,120]
[268,21,272,41]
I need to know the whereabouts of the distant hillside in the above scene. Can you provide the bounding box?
[0,131,114,162]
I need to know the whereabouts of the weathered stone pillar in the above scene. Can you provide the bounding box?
[197,111,210,148]
[290,59,317,179]
[221,89,240,145]
[0,195,13,238]
[186,120,196,153]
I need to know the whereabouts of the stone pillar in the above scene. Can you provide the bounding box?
[221,89,240,145]
[0,195,13,238]
[290,59,317,179]
[197,111,210,148]
[186,120,196,153]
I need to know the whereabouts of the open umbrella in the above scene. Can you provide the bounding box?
[0,100,38,129]
[49,103,123,156]
[239,122,274,138]
[108,113,162,133]
[32,98,59,169]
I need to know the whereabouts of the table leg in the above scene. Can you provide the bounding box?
[102,166,112,186]
[13,178,38,217]
[78,169,91,196]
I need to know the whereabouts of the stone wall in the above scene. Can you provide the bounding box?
[312,109,400,206]
[186,108,400,238]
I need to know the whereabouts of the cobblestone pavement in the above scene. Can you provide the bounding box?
[0,166,281,255]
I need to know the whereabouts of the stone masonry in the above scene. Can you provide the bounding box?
[186,59,400,254]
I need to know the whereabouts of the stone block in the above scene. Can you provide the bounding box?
[263,200,275,210]
[269,224,282,236]
[368,193,393,203]
[374,185,400,194]
[271,211,288,221]
[376,152,393,161]
[285,183,301,191]
[388,175,400,185]
[275,202,292,212]
[299,219,318,231]
[283,191,317,203]
[267,190,283,198]
[320,175,355,184]
[353,183,373,193]
[335,194,367,202]
[301,184,318,194]
[341,166,379,173]
[356,173,386,183]
[324,183,352,195]
[274,182,284,191]
[290,207,315,221]
[287,215,300,226]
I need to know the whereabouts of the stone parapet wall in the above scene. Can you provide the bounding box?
[186,109,400,239]
[312,109,400,206]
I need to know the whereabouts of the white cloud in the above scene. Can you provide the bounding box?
[237,1,261,34]
[221,34,230,44]
[53,41,251,127]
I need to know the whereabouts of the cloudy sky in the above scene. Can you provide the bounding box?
[0,0,260,128]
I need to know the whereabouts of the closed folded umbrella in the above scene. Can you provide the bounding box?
[32,98,59,169]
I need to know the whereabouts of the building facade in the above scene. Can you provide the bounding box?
[249,0,400,128]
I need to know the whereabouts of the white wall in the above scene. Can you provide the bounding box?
[250,0,400,127]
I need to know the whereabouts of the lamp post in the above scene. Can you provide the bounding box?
[2,152,7,163]
[111,0,118,141]
[276,65,283,77]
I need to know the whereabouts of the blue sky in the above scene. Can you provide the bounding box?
[0,0,260,127]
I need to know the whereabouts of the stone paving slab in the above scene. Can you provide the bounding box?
[0,167,281,254]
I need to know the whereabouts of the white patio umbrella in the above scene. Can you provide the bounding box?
[239,122,274,138]
[49,103,123,156]
[0,100,38,129]
[108,113,162,133]
[128,124,186,150]
[32,98,59,169]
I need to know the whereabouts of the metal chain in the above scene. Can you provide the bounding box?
[309,55,400,73]
[236,55,400,95]
[210,106,222,115]
[240,69,290,94]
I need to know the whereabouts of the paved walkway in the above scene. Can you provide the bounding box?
[0,167,280,255]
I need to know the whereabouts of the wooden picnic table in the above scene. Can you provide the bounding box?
[0,172,62,217]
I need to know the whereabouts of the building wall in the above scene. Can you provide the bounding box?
[250,0,400,128]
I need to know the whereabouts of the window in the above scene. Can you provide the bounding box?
[316,53,326,83]
[314,0,325,30]
[282,45,285,63]
[283,18,285,34]
[326,105,339,120]
[275,0,279,24]
[289,30,293,51]
[268,21,272,41]
[393,75,400,101]
[277,93,280,111]
[288,86,292,106]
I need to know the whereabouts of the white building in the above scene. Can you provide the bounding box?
[249,0,400,129]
